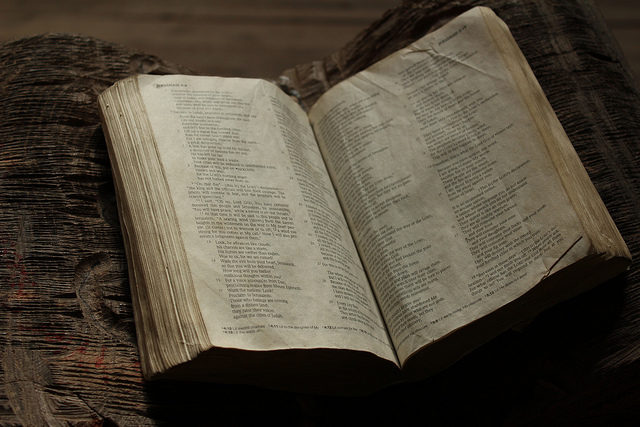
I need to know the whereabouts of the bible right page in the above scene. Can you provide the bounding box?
[308,7,590,364]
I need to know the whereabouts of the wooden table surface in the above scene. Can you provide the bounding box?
[1,0,639,425]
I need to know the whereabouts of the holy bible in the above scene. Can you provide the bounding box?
[98,7,630,394]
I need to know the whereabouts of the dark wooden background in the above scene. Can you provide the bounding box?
[0,0,638,80]
[1,0,639,425]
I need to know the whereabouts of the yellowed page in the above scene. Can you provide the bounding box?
[308,7,589,364]
[136,74,396,364]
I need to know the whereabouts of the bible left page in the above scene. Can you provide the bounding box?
[136,74,397,364]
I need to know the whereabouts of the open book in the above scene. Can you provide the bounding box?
[98,7,630,394]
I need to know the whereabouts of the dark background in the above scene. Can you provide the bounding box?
[0,0,638,80]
